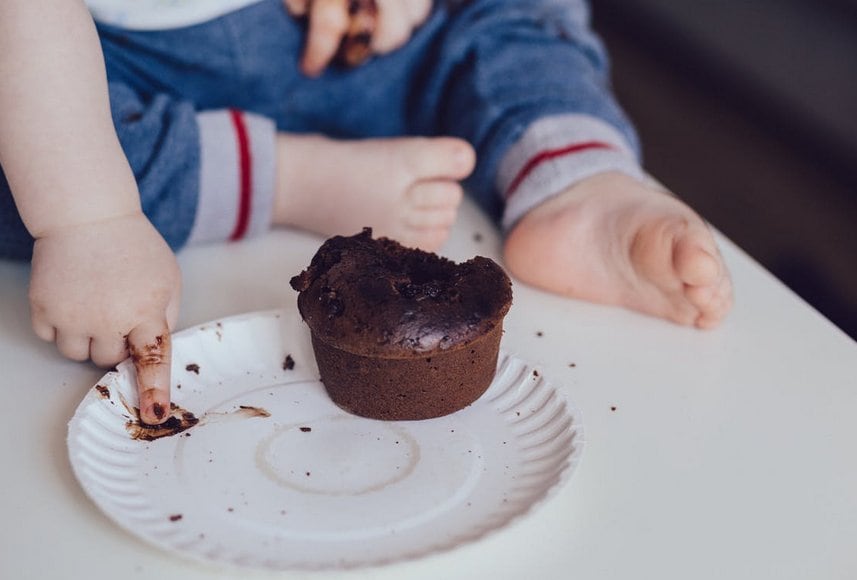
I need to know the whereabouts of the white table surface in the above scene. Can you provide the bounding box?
[2,198,856,580]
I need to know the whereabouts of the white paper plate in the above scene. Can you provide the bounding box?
[67,309,584,571]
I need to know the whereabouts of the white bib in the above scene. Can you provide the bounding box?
[85,0,264,29]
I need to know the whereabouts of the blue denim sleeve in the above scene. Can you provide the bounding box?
[0,166,33,260]
[107,82,201,252]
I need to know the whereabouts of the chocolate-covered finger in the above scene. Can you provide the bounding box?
[128,321,172,425]
[337,0,378,67]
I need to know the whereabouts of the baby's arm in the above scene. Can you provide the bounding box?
[0,0,180,424]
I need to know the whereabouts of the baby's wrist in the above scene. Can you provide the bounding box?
[31,207,146,240]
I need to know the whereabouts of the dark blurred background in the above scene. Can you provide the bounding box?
[591,0,857,340]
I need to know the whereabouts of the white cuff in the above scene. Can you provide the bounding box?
[498,114,645,232]
[188,109,276,245]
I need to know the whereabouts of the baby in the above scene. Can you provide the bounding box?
[0,0,732,424]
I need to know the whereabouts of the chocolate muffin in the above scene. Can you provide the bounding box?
[290,228,513,421]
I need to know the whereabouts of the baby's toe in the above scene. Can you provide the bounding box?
[408,181,464,209]
[674,230,722,287]
[401,137,475,181]
[664,294,702,327]
[685,283,717,312]
[691,275,734,329]
[401,227,451,252]
[404,206,458,229]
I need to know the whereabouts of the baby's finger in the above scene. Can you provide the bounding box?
[338,0,378,66]
[302,0,350,76]
[128,320,172,425]
[402,0,431,28]
[90,334,129,369]
[372,0,411,53]
[31,317,56,343]
[56,331,91,362]
[283,0,309,16]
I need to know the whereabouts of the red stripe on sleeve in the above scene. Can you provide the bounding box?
[228,109,252,241]
[505,140,615,199]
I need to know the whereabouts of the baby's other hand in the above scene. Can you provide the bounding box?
[284,0,432,76]
[29,213,181,425]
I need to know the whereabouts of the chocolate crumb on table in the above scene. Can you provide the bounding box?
[169,514,183,522]
[95,385,110,399]
[610,406,617,412]
[283,354,295,370]
[237,405,272,418]
[185,363,200,374]
[536,331,544,337]
[299,426,312,432]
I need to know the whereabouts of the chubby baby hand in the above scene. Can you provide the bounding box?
[29,212,181,424]
[284,0,432,76]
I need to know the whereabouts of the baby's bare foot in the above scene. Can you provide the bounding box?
[274,134,476,250]
[504,172,733,328]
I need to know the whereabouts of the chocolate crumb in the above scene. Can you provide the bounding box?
[610,406,617,412]
[299,426,312,432]
[283,354,295,370]
[533,370,539,377]
[95,385,110,399]
[569,363,576,368]
[305,472,311,477]
[227,507,234,512]
[169,514,183,522]
[536,331,544,337]
[185,363,200,374]
[237,405,272,418]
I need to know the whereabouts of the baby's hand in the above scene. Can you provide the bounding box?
[284,0,432,76]
[29,213,181,425]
